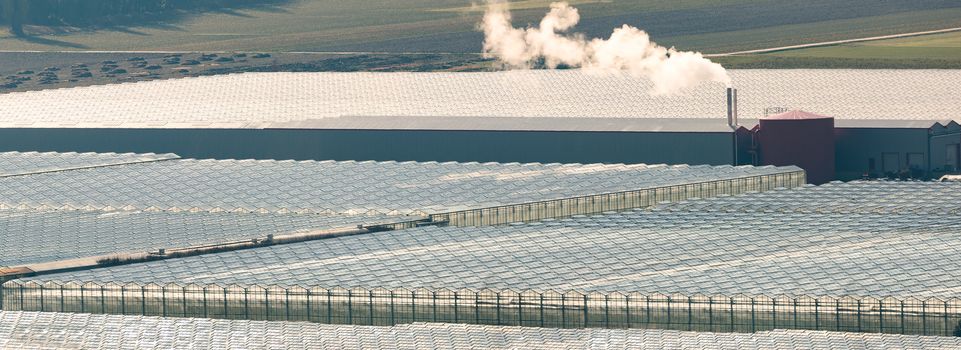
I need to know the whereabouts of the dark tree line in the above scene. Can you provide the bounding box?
[1,0,282,35]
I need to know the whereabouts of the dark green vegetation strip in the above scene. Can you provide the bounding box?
[712,56,961,69]
[1,0,961,54]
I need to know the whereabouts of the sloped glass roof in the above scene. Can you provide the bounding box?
[38,205,961,298]
[657,181,961,214]
[2,312,959,350]
[0,151,178,177]
[0,70,957,128]
[0,158,798,215]
[0,209,408,268]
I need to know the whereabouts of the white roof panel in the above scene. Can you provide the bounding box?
[0,70,957,128]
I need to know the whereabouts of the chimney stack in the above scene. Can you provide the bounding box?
[727,87,739,128]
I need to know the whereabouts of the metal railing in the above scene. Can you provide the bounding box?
[3,281,956,336]
[432,170,807,226]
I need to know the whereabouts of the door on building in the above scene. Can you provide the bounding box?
[947,144,960,173]
[906,153,924,179]
[882,152,900,177]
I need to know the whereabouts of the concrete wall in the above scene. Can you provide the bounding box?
[0,128,737,166]
[834,128,929,181]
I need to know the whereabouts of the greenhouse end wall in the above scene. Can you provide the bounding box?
[2,282,959,337]
[433,170,806,226]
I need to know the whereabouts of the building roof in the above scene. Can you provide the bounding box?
[0,151,799,270]
[0,209,403,269]
[3,312,958,350]
[658,181,961,215]
[0,151,178,178]
[35,182,961,298]
[833,119,959,129]
[762,110,832,120]
[0,155,798,215]
[0,70,957,129]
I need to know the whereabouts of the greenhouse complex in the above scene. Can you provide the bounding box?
[0,69,960,348]
[0,148,958,347]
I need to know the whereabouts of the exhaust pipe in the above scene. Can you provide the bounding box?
[726,87,738,128]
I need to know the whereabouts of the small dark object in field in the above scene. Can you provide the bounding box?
[127,57,146,61]
[252,53,271,58]
[100,65,118,72]
[163,57,181,64]
[102,60,117,65]
[1,82,19,88]
[71,64,87,68]
[73,72,92,78]
[69,79,78,82]
[131,61,148,68]
[199,53,218,61]
[176,69,190,74]
[232,53,247,58]
[215,57,234,62]
[15,76,30,82]
[165,54,183,58]
[17,70,34,75]
[44,67,61,72]
[183,60,201,65]
[145,65,162,70]
[111,68,128,74]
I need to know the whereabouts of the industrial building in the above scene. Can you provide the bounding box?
[0,70,958,183]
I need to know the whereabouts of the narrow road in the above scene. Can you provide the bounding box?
[705,27,961,57]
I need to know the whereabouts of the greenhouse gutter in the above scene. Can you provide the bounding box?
[0,222,421,282]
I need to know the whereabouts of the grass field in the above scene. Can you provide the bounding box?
[1,0,960,54]
[766,31,961,60]
[714,31,961,68]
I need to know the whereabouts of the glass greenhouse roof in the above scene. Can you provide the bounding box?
[38,206,961,298]
[0,157,798,215]
[0,151,178,178]
[659,181,961,214]
[0,209,408,268]
[0,70,957,128]
[1,312,958,350]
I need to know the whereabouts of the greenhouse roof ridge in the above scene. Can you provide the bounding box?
[0,151,180,178]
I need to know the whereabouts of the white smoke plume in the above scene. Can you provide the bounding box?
[481,1,730,95]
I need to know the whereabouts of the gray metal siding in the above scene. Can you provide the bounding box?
[834,128,929,180]
[0,128,736,165]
